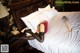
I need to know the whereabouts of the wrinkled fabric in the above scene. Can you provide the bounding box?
[28,12,80,53]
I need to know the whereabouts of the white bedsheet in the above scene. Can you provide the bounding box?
[28,12,80,53]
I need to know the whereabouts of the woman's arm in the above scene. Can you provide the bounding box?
[33,32,44,43]
[23,29,44,43]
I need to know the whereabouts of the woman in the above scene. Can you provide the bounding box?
[23,20,48,43]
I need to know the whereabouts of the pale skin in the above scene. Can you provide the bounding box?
[36,23,45,33]
[62,16,72,32]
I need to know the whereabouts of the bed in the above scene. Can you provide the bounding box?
[9,0,80,53]
[28,12,80,53]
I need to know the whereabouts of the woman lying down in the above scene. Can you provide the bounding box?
[21,20,48,43]
[11,5,72,43]
[21,16,72,43]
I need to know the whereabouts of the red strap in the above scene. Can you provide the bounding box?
[42,21,48,33]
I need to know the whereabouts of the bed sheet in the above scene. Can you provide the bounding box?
[28,12,80,53]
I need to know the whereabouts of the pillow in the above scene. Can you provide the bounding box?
[38,5,56,12]
[21,11,39,32]
[52,6,55,10]
[38,5,51,12]
[42,9,58,20]
[38,5,58,21]
[21,11,48,33]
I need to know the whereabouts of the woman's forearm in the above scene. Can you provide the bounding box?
[31,33,44,43]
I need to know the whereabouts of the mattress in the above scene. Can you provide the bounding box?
[28,12,80,53]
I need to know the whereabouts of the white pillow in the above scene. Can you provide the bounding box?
[38,5,58,21]
[38,5,51,12]
[38,5,56,12]
[21,11,48,33]
[52,6,55,10]
[42,9,58,20]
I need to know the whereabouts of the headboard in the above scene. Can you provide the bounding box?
[8,0,53,31]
